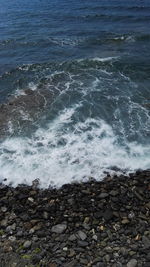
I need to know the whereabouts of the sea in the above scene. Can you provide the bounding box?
[0,0,150,187]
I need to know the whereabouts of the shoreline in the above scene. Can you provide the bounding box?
[0,170,150,267]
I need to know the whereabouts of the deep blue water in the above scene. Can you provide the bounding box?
[0,0,150,187]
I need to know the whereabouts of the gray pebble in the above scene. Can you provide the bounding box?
[23,240,32,248]
[77,230,87,240]
[127,259,137,267]
[51,223,67,234]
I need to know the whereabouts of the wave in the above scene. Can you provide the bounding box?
[0,56,149,187]
[0,106,149,188]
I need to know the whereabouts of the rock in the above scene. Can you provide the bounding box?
[84,217,90,224]
[68,249,76,257]
[99,192,109,199]
[103,208,113,221]
[23,240,32,249]
[127,259,137,267]
[80,258,88,265]
[64,260,78,267]
[1,206,7,212]
[94,211,103,219]
[142,236,150,249]
[0,219,8,227]
[78,240,89,247]
[48,263,57,267]
[16,230,23,237]
[6,223,16,232]
[121,218,130,224]
[63,247,68,251]
[68,234,77,241]
[93,234,98,241]
[8,236,16,242]
[128,211,135,219]
[43,211,49,219]
[28,197,34,202]
[77,230,87,240]
[51,224,67,234]
[110,190,119,196]
[32,254,42,264]
[3,245,13,253]
[146,252,150,261]
[103,254,110,262]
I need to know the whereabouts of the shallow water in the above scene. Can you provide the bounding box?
[0,0,150,187]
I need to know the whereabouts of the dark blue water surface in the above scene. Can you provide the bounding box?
[0,0,150,187]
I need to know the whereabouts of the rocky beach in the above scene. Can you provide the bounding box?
[0,170,150,267]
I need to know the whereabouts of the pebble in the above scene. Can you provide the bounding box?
[68,234,77,241]
[77,240,89,247]
[1,207,7,212]
[103,208,113,221]
[99,192,109,199]
[8,236,16,242]
[51,224,67,234]
[77,230,87,240]
[142,236,150,249]
[23,240,32,248]
[127,259,137,267]
[121,218,130,224]
[0,169,149,267]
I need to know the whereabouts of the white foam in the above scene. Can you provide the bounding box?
[0,105,149,188]
[77,56,119,63]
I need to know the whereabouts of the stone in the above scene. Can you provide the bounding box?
[51,224,67,234]
[103,208,113,221]
[64,260,78,267]
[121,218,130,224]
[0,219,8,227]
[1,207,7,212]
[63,247,68,251]
[93,234,98,241]
[68,249,76,257]
[142,236,150,249]
[77,230,87,240]
[4,245,13,253]
[146,252,150,260]
[68,234,77,241]
[32,254,42,264]
[6,223,16,232]
[99,193,109,199]
[23,240,32,248]
[110,190,119,196]
[127,259,137,267]
[84,217,90,224]
[78,240,89,247]
[43,211,49,219]
[8,236,16,242]
[28,197,34,202]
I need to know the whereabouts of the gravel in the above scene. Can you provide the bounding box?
[0,169,150,266]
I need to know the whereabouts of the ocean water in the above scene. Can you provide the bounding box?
[0,0,150,187]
